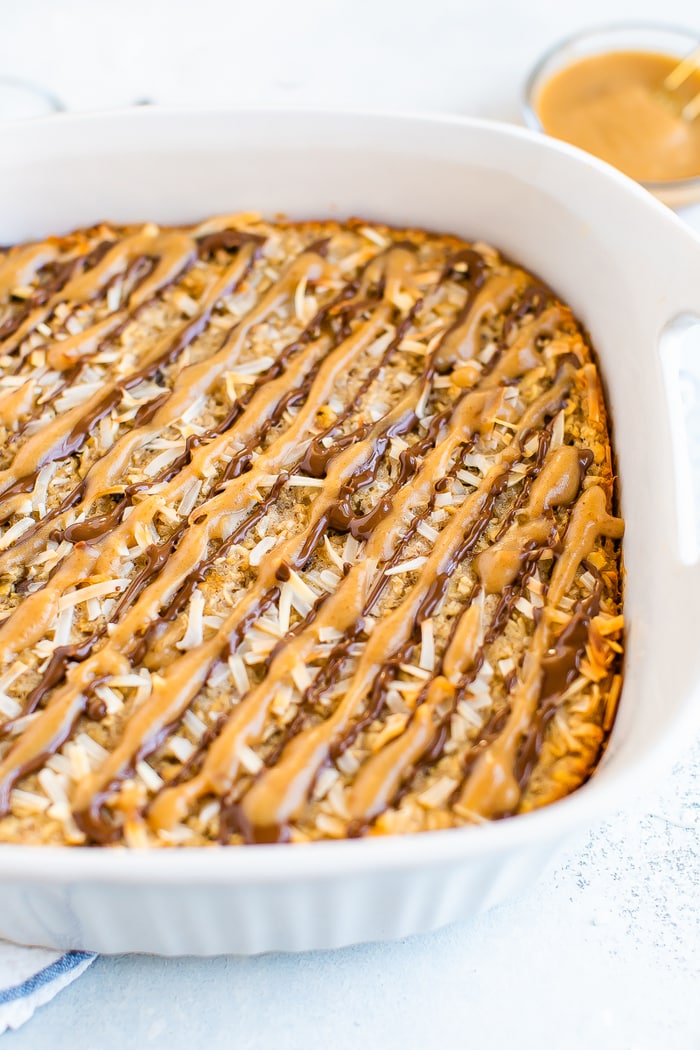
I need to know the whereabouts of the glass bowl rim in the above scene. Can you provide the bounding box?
[522,20,700,194]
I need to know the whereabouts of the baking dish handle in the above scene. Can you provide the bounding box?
[658,309,700,569]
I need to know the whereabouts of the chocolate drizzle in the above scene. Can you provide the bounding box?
[0,217,624,847]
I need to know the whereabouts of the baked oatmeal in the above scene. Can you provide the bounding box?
[0,214,624,846]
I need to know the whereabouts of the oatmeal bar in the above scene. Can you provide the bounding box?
[0,214,623,846]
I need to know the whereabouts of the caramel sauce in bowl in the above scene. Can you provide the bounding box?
[524,24,700,206]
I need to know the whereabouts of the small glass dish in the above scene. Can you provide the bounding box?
[523,23,700,208]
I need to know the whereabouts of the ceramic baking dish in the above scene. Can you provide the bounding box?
[0,109,698,956]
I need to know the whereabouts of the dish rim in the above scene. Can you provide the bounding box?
[0,105,698,882]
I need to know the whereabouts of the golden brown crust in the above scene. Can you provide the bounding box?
[0,214,623,846]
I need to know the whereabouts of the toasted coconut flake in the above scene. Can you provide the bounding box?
[399,338,428,356]
[416,776,458,810]
[359,225,389,247]
[0,660,28,694]
[247,629,275,656]
[64,741,91,782]
[419,619,435,672]
[106,282,122,312]
[288,589,312,620]
[0,693,21,718]
[158,825,195,844]
[57,578,130,611]
[579,570,597,593]
[434,491,454,508]
[294,276,308,321]
[227,652,250,696]
[54,382,105,413]
[255,616,283,639]
[391,680,424,698]
[326,780,350,820]
[456,698,483,730]
[237,742,264,775]
[323,535,345,572]
[46,750,72,776]
[183,709,207,741]
[37,768,68,805]
[318,569,342,592]
[75,732,109,766]
[385,690,411,715]
[271,683,293,717]
[523,435,539,458]
[314,812,347,838]
[398,662,431,681]
[232,356,276,376]
[291,661,312,693]
[177,478,203,518]
[312,766,339,802]
[389,436,409,460]
[288,567,317,606]
[10,788,50,814]
[417,521,439,542]
[0,517,35,551]
[249,535,276,567]
[94,683,124,715]
[108,674,152,689]
[207,661,229,688]
[385,556,427,577]
[278,583,292,635]
[343,535,361,564]
[176,589,205,651]
[335,749,361,776]
[46,801,72,825]
[6,711,40,736]
[171,289,199,318]
[515,596,534,618]
[33,539,73,567]
[31,463,56,517]
[318,625,343,644]
[199,800,221,825]
[143,445,186,478]
[371,713,409,751]
[527,588,544,609]
[285,475,325,488]
[168,736,196,763]
[551,410,565,449]
[136,759,164,792]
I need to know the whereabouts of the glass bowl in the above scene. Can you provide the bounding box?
[523,23,700,208]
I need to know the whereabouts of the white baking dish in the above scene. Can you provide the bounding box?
[0,109,698,956]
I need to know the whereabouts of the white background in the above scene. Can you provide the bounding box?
[1,1,699,1047]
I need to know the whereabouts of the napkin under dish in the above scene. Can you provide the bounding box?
[0,943,94,1034]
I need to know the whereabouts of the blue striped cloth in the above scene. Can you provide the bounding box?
[0,945,94,1033]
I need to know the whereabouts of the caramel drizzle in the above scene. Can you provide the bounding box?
[344,441,595,827]
[147,354,574,837]
[0,221,623,846]
[0,287,394,675]
[0,239,260,517]
[454,485,622,819]
[230,374,581,840]
[0,241,435,811]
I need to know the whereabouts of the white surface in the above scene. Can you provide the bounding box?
[0,0,699,1045]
